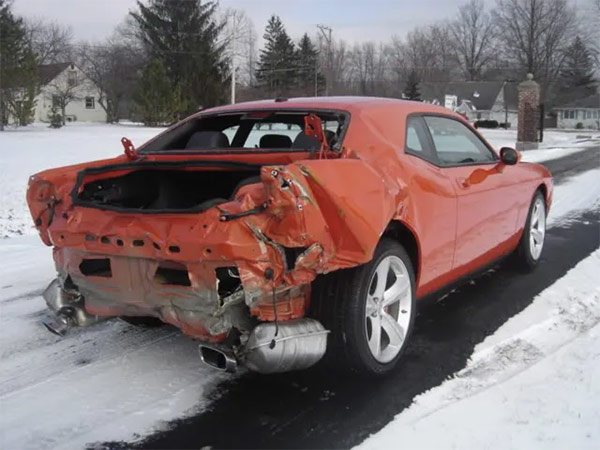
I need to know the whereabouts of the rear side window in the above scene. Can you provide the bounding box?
[404,116,437,164]
[424,116,496,166]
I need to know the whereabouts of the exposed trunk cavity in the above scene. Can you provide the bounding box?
[75,165,261,213]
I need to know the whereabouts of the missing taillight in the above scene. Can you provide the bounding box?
[79,258,112,277]
[215,267,241,299]
[154,265,191,286]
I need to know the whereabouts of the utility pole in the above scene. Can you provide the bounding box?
[231,24,237,104]
[317,24,332,96]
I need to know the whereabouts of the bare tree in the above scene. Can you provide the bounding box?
[45,68,83,125]
[450,0,496,80]
[76,39,145,123]
[221,8,257,96]
[24,19,73,64]
[493,0,577,96]
[348,42,390,95]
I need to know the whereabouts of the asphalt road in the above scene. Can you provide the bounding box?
[105,146,599,450]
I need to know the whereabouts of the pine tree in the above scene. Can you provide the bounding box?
[559,36,596,93]
[0,0,39,129]
[131,0,227,116]
[133,59,183,126]
[256,15,297,96]
[296,33,324,96]
[403,70,421,101]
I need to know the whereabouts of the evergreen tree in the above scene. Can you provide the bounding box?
[131,0,227,116]
[0,0,39,129]
[133,59,184,126]
[403,70,421,101]
[558,36,596,94]
[256,15,297,96]
[296,33,324,96]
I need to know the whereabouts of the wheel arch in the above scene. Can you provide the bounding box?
[536,182,550,209]
[381,220,421,285]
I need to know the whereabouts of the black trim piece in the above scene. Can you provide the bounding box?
[70,160,266,214]
[219,202,268,222]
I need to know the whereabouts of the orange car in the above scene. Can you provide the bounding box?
[27,97,552,375]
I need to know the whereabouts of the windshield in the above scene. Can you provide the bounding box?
[140,110,348,153]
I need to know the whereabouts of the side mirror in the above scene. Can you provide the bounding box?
[499,147,519,165]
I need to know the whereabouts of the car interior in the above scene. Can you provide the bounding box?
[140,111,348,153]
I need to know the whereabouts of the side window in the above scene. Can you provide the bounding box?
[404,116,437,164]
[424,116,497,166]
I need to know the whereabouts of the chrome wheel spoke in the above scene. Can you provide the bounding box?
[373,258,390,299]
[367,316,382,358]
[382,276,409,307]
[381,312,405,348]
[531,228,543,244]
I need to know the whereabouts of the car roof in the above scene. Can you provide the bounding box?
[200,96,457,117]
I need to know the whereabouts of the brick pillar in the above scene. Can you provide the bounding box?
[516,73,540,150]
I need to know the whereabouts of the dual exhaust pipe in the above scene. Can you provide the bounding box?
[41,279,107,336]
[199,318,329,374]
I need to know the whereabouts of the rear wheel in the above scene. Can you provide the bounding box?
[514,191,546,271]
[311,238,416,376]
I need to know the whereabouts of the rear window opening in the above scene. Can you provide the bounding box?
[140,110,348,153]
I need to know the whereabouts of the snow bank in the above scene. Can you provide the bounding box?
[357,249,600,450]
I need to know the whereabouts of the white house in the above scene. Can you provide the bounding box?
[420,81,519,126]
[554,94,600,130]
[34,62,106,123]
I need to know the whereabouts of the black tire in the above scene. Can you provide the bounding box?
[513,191,547,271]
[120,316,165,328]
[310,238,416,376]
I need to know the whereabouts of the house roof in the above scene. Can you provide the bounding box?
[420,81,518,111]
[555,94,600,109]
[38,62,72,86]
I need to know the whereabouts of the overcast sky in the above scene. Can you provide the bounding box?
[13,0,471,44]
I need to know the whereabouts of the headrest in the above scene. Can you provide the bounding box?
[259,134,292,149]
[292,132,321,150]
[185,131,230,150]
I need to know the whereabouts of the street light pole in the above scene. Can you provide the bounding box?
[231,25,236,104]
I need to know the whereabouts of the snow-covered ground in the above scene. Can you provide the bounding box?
[0,123,598,239]
[358,249,600,450]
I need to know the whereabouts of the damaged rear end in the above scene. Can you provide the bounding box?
[26,106,394,373]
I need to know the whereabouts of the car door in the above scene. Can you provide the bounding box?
[402,116,457,297]
[423,115,519,275]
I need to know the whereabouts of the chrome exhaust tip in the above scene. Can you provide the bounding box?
[198,345,237,373]
[42,314,71,337]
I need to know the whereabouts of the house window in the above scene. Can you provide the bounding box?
[563,110,577,120]
[593,110,599,119]
[67,71,77,87]
[85,97,95,109]
[52,95,60,108]
[584,110,592,119]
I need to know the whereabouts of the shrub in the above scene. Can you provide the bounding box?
[575,122,584,129]
[474,120,499,129]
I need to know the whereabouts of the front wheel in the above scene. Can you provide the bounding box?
[514,191,547,271]
[311,238,416,376]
